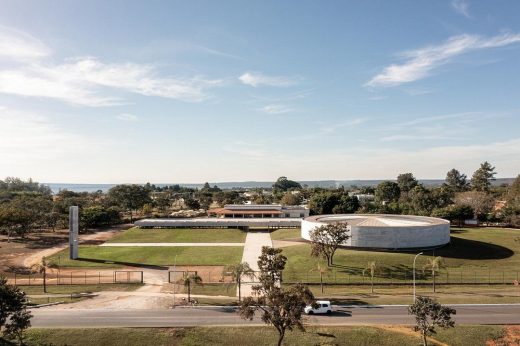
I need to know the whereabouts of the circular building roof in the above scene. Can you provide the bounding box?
[304,214,448,228]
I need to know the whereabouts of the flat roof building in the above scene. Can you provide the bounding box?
[208,204,309,219]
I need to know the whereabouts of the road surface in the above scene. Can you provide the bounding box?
[30,304,520,328]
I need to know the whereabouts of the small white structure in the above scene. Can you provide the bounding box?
[302,214,450,250]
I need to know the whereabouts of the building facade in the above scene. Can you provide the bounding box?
[208,204,309,218]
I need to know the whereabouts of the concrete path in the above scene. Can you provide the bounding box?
[239,231,272,297]
[100,243,244,247]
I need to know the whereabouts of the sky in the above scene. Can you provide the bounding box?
[0,0,519,184]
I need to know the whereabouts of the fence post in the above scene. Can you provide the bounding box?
[489,268,491,285]
[334,270,337,283]
[127,271,130,283]
[99,272,101,284]
[474,271,476,284]
[503,272,505,284]
[460,270,462,284]
[85,272,87,285]
[70,272,73,285]
[141,271,143,284]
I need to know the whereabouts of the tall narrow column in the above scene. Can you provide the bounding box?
[69,206,79,259]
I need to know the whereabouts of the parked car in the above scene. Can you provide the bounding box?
[304,300,332,315]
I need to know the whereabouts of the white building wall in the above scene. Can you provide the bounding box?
[301,216,450,249]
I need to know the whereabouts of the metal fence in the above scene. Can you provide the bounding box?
[3,270,144,286]
[283,268,520,286]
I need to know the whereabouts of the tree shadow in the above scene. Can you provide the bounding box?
[75,257,169,270]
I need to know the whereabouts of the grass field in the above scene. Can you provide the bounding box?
[306,284,520,305]
[13,325,506,346]
[108,228,247,243]
[282,227,520,283]
[270,228,302,241]
[47,246,244,268]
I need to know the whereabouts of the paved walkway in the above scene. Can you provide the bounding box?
[100,243,244,247]
[239,231,272,297]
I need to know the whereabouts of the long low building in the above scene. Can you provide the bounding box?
[208,204,309,218]
[134,217,301,229]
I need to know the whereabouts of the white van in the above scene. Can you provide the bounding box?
[304,300,332,315]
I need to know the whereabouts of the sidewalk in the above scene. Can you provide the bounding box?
[100,243,244,247]
[239,231,272,297]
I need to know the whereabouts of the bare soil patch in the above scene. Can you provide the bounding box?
[487,325,520,346]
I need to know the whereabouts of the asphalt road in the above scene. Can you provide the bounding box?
[30,304,520,328]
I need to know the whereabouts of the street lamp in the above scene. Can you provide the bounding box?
[413,252,423,302]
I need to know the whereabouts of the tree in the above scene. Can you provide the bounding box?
[238,247,315,346]
[454,191,494,220]
[309,261,329,293]
[471,161,496,192]
[375,181,401,205]
[182,274,202,303]
[0,276,33,344]
[332,194,360,214]
[408,296,456,346]
[423,256,444,293]
[280,192,301,206]
[397,173,418,193]
[309,222,350,266]
[445,169,469,192]
[432,205,474,227]
[32,257,48,294]
[224,262,255,302]
[107,184,151,222]
[273,177,302,192]
[363,261,378,293]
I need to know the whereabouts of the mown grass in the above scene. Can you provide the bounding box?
[47,246,244,268]
[12,326,506,346]
[282,227,520,283]
[108,228,247,243]
[270,228,302,241]
[182,283,237,297]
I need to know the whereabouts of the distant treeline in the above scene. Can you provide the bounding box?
[1,161,519,240]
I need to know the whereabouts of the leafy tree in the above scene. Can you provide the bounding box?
[445,169,469,192]
[238,247,315,346]
[107,184,151,222]
[0,276,33,344]
[423,256,444,293]
[397,173,418,193]
[408,296,456,346]
[409,185,434,215]
[182,274,202,302]
[280,192,301,206]
[273,177,302,191]
[471,161,496,192]
[184,198,201,210]
[374,181,401,205]
[432,205,474,227]
[224,262,255,302]
[363,261,378,293]
[309,222,350,265]
[332,194,360,214]
[81,206,121,228]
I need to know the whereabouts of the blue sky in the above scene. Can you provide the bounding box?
[0,0,519,183]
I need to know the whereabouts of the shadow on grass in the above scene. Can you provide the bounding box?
[435,237,514,260]
[75,257,169,270]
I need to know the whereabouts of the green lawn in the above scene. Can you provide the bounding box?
[270,228,302,241]
[15,326,506,346]
[108,228,247,243]
[282,227,520,284]
[47,246,244,268]
[186,283,236,297]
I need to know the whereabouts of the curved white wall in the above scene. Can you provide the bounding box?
[301,215,450,250]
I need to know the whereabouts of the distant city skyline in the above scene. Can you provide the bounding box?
[0,1,519,183]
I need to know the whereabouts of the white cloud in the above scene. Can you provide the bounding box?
[452,0,470,18]
[0,57,222,106]
[0,27,223,106]
[0,26,50,60]
[239,72,299,87]
[261,104,293,114]
[117,113,139,121]
[366,32,520,88]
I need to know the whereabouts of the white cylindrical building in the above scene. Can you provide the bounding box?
[301,214,450,250]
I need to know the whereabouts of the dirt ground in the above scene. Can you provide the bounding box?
[487,325,520,345]
[0,225,129,272]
